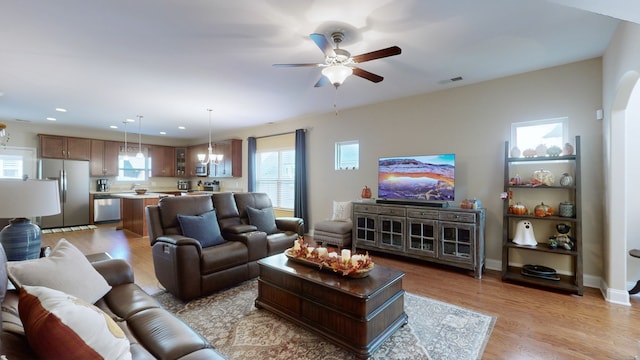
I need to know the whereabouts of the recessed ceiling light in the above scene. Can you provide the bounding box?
[178,126,186,130]
[46,117,56,121]
[110,125,118,129]
[159,131,166,135]
[55,108,67,112]
[125,118,135,123]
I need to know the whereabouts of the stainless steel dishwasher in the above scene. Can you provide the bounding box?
[93,194,121,223]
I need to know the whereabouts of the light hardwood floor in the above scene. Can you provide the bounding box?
[43,224,640,359]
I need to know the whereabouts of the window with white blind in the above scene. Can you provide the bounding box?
[256,149,295,209]
[0,147,37,179]
[255,133,295,210]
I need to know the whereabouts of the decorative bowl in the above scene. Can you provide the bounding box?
[134,188,148,195]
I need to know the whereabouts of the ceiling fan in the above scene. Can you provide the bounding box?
[273,31,401,88]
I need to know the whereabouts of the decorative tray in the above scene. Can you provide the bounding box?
[284,248,374,278]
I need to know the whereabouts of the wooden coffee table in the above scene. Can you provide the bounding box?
[255,253,407,359]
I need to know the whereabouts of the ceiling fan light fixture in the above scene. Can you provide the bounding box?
[322,64,353,87]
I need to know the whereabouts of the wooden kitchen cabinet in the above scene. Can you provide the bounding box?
[186,143,208,177]
[39,135,91,160]
[150,145,176,177]
[211,139,242,178]
[90,140,120,176]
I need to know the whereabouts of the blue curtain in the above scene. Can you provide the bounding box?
[247,137,256,192]
[294,129,308,233]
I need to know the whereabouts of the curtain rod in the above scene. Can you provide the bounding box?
[249,128,306,140]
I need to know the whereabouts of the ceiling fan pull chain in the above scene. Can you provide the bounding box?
[333,87,339,116]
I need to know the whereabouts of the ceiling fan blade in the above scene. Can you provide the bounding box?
[310,33,336,58]
[352,46,402,63]
[272,63,322,68]
[352,67,384,83]
[314,76,329,87]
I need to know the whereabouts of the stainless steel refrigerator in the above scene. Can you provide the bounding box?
[37,159,90,228]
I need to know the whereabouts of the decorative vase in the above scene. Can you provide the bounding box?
[559,202,575,218]
[510,146,521,158]
[560,173,573,187]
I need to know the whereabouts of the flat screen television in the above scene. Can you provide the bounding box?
[378,154,455,203]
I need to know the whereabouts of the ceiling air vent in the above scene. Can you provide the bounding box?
[437,76,464,85]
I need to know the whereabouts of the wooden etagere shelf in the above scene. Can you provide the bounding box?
[501,136,583,295]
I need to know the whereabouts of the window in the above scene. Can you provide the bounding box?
[256,149,295,209]
[335,140,359,170]
[117,147,150,182]
[0,147,37,179]
[511,117,568,151]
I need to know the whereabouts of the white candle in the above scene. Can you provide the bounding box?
[341,249,351,263]
[306,247,315,257]
[317,247,328,258]
[293,240,301,251]
[351,254,363,267]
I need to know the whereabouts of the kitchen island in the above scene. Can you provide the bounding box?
[113,193,173,237]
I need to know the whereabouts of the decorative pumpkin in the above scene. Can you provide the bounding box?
[532,169,554,186]
[535,144,548,157]
[361,186,372,199]
[562,142,574,156]
[534,202,554,217]
[546,145,562,156]
[522,148,536,158]
[512,203,528,215]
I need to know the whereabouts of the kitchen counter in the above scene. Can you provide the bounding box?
[111,192,174,199]
[117,194,173,237]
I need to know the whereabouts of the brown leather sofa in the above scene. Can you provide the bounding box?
[0,249,226,359]
[146,193,304,301]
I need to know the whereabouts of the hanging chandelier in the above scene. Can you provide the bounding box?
[198,108,223,166]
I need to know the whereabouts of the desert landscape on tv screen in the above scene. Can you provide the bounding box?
[378,154,455,201]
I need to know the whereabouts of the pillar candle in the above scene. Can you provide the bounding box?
[341,249,351,263]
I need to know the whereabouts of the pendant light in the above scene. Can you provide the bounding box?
[198,108,223,165]
[135,115,144,159]
[122,120,129,160]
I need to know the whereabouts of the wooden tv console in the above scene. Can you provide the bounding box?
[352,200,486,278]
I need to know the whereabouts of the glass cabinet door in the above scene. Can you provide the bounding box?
[354,213,377,246]
[379,216,404,250]
[439,221,475,263]
[407,218,437,258]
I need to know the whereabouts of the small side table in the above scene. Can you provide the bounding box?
[628,249,640,294]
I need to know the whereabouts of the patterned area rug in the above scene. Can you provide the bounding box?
[156,280,495,360]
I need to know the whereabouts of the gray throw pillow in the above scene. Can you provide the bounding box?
[246,206,278,235]
[177,210,224,247]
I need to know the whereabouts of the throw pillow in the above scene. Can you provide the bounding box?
[19,285,132,360]
[177,210,224,247]
[7,238,112,304]
[246,206,278,235]
[331,200,352,222]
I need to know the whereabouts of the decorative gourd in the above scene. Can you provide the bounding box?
[532,169,554,186]
[512,203,527,215]
[361,186,372,199]
[534,202,554,217]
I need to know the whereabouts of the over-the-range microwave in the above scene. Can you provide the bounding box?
[195,164,207,176]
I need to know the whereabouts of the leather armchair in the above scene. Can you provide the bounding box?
[146,195,267,301]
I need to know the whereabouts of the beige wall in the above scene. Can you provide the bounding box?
[5,58,605,285]
[222,58,604,283]
[602,21,640,304]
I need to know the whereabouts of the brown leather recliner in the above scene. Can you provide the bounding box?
[213,192,304,257]
[146,195,268,301]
